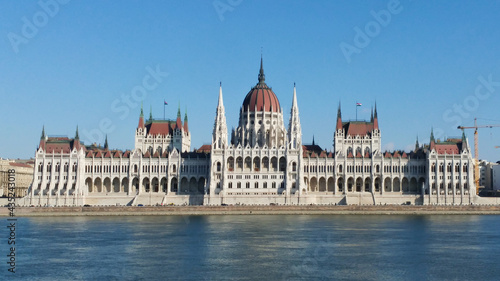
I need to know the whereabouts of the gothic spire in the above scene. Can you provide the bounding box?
[288,83,302,149]
[258,55,265,84]
[213,83,228,149]
[149,105,153,121]
[176,102,182,129]
[218,82,224,108]
[184,106,189,132]
[104,135,108,150]
[41,125,45,139]
[336,102,342,131]
[75,125,79,140]
[138,103,145,129]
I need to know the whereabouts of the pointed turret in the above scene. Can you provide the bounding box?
[373,102,379,130]
[184,107,189,132]
[213,82,228,149]
[41,125,46,139]
[138,103,145,129]
[288,83,302,149]
[461,130,468,152]
[39,126,46,150]
[430,128,436,149]
[312,135,315,146]
[149,105,153,121]
[415,135,419,151]
[370,107,374,123]
[104,135,109,150]
[74,125,81,151]
[336,102,343,131]
[176,103,182,129]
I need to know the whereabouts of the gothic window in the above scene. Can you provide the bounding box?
[236,157,243,170]
[227,157,234,171]
[279,157,286,172]
[217,162,221,172]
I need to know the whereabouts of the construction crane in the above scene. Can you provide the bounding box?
[457,118,500,194]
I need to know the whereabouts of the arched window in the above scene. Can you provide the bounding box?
[217,162,221,172]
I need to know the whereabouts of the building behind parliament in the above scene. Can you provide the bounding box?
[22,59,476,206]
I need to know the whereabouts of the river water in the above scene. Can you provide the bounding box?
[3,215,500,280]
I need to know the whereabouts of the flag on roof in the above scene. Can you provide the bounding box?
[356,102,362,106]
[164,100,168,105]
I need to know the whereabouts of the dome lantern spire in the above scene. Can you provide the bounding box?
[258,55,265,84]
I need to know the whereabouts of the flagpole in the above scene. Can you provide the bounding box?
[356,101,358,121]
[164,100,166,120]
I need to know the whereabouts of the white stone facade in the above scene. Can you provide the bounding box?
[22,61,477,206]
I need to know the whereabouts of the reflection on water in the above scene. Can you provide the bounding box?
[3,215,500,280]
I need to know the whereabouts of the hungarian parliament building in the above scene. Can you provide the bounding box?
[23,59,476,206]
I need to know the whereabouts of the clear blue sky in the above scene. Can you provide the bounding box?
[1,0,500,161]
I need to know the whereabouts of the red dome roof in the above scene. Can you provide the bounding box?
[242,84,280,113]
[242,58,281,113]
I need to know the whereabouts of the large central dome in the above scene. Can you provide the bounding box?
[241,58,281,113]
